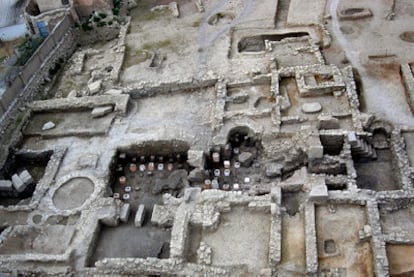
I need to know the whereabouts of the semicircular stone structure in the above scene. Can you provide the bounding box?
[52,177,95,210]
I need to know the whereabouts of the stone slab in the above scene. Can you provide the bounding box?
[134,204,145,227]
[91,105,113,118]
[301,102,322,114]
[0,180,13,192]
[12,174,27,193]
[19,170,33,185]
[120,203,131,223]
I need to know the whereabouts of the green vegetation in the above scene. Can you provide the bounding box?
[81,19,93,31]
[112,0,121,15]
[123,38,178,68]
[141,39,172,51]
[15,35,44,66]
[123,45,152,68]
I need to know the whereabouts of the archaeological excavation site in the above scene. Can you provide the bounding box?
[0,0,414,276]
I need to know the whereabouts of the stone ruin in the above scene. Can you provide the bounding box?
[0,0,414,276]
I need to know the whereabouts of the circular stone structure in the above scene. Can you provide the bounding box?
[400,31,414,43]
[301,102,322,114]
[52,177,94,210]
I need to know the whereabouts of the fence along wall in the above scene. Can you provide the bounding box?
[0,15,77,131]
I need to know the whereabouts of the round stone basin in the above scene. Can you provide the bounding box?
[53,177,94,210]
[302,102,322,114]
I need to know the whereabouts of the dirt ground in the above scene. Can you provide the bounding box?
[386,244,414,276]
[316,204,374,276]
[0,225,75,255]
[326,0,414,126]
[279,212,306,275]
[380,204,414,241]
[24,111,116,137]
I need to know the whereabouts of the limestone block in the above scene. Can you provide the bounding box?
[12,174,27,193]
[169,2,180,17]
[88,80,102,95]
[309,184,328,201]
[309,175,328,201]
[42,121,55,131]
[0,180,12,192]
[19,170,33,185]
[104,89,123,95]
[120,203,131,223]
[238,152,254,167]
[91,105,113,118]
[134,204,145,227]
[265,163,283,178]
[187,150,205,168]
[347,131,358,145]
[308,145,323,160]
[301,102,322,114]
[67,90,78,98]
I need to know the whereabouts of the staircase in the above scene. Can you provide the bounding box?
[348,132,377,160]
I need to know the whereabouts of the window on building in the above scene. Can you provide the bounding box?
[61,0,69,5]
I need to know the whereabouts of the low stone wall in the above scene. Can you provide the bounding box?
[401,64,414,114]
[0,15,77,140]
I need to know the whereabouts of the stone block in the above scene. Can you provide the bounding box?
[0,180,12,192]
[42,121,55,131]
[120,203,131,223]
[91,105,113,118]
[187,150,205,168]
[238,152,254,167]
[19,170,33,185]
[265,163,283,178]
[309,175,328,201]
[134,204,145,227]
[12,174,27,193]
[309,184,328,201]
[308,145,323,160]
[301,102,322,114]
[104,89,123,95]
[88,80,102,95]
[67,90,77,98]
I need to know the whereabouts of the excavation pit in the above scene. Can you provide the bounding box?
[316,205,374,276]
[204,128,266,192]
[386,244,414,276]
[186,206,270,274]
[0,150,52,207]
[279,210,306,274]
[90,215,171,265]
[111,146,190,211]
[354,149,399,191]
